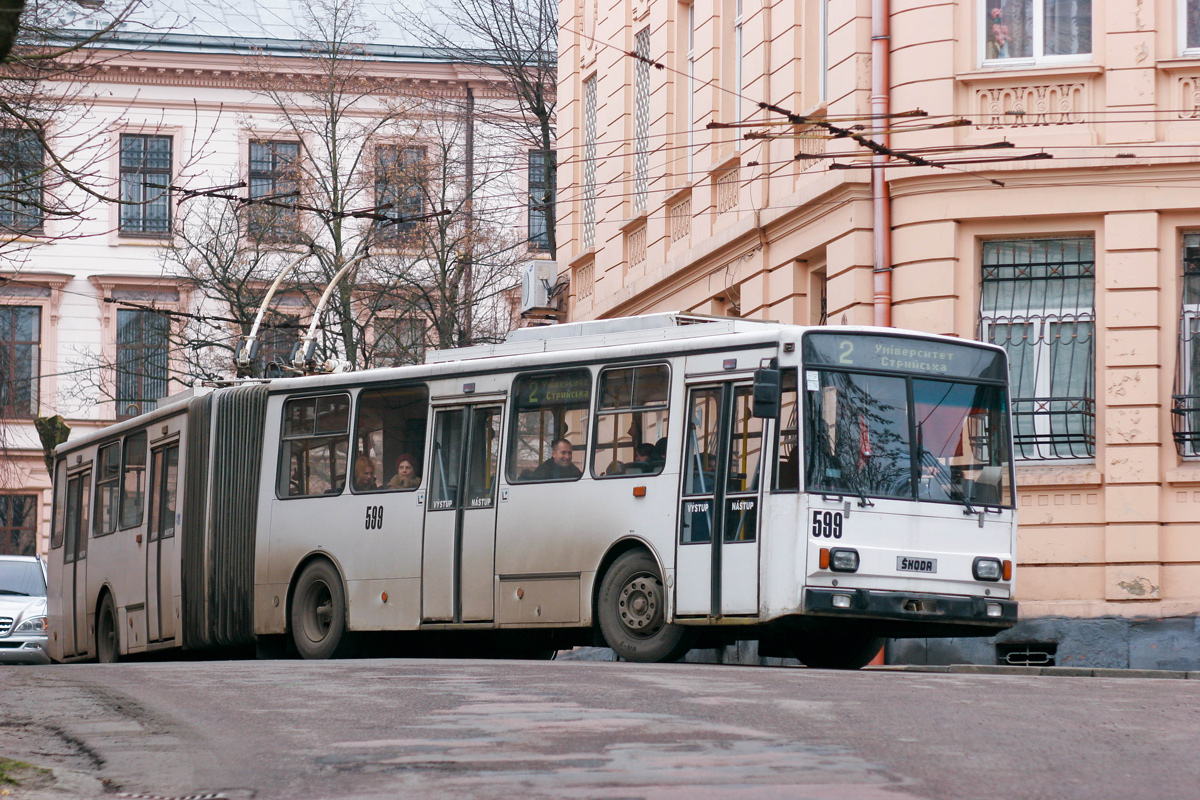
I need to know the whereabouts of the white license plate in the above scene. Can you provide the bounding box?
[897,556,937,574]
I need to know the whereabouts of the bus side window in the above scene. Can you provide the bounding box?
[95,442,121,535]
[592,364,670,478]
[353,384,429,493]
[773,369,799,491]
[51,460,66,549]
[278,394,351,498]
[507,369,591,483]
[120,431,148,529]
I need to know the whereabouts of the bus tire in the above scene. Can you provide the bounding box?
[792,632,884,670]
[291,560,355,660]
[597,550,692,663]
[96,593,119,664]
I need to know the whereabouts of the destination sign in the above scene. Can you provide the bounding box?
[515,370,592,408]
[802,332,1006,381]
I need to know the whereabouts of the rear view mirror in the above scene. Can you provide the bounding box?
[752,368,781,418]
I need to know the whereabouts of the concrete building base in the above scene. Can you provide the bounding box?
[556,616,1200,671]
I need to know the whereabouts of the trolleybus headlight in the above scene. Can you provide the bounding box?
[973,557,1002,582]
[832,594,853,609]
[829,548,860,573]
[986,603,1003,618]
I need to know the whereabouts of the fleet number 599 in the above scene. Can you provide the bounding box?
[811,510,843,539]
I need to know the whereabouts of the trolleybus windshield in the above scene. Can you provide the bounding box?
[802,332,1013,509]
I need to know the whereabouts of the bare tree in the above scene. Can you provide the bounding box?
[155,0,526,379]
[0,0,193,485]
[398,0,557,257]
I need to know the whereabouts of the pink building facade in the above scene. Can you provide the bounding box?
[558,0,1200,666]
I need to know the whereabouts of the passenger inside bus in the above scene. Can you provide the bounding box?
[386,454,421,490]
[352,456,379,491]
[605,442,655,475]
[528,439,583,480]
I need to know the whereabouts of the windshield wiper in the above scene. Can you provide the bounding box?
[847,471,874,508]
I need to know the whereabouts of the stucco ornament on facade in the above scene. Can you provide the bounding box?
[977,83,1086,128]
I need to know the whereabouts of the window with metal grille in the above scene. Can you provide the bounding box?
[0,130,44,233]
[527,149,554,250]
[980,237,1095,461]
[375,144,425,239]
[247,140,300,240]
[1173,233,1200,456]
[0,495,37,556]
[582,76,598,250]
[0,305,39,417]
[116,309,169,419]
[119,134,172,235]
[633,27,651,211]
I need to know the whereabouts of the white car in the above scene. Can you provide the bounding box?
[0,555,50,665]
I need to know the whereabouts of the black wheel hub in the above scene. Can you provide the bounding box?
[618,573,663,637]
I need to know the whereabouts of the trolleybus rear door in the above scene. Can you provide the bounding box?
[61,467,91,657]
[423,404,503,623]
[145,443,179,642]
[676,382,764,618]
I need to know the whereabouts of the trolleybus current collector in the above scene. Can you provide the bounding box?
[46,313,1018,668]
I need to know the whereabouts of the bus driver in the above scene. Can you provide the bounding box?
[529,438,582,480]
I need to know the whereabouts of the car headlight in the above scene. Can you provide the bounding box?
[14,616,48,634]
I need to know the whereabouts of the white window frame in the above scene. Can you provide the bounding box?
[819,0,828,104]
[734,0,743,151]
[1180,0,1200,57]
[979,0,1093,70]
[686,3,695,176]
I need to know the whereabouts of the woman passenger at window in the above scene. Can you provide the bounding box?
[353,455,379,491]
[387,454,420,490]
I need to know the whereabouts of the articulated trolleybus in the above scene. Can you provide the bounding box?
[47,314,1017,668]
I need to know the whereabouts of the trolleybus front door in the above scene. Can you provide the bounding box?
[422,404,503,623]
[61,467,91,657]
[145,443,179,643]
[676,383,764,618]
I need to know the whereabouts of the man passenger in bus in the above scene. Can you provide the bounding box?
[353,456,379,491]
[530,438,582,480]
[386,454,421,490]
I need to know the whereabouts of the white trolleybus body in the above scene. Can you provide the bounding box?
[46,314,1018,667]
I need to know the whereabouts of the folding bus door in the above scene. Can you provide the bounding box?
[422,404,503,623]
[146,443,180,643]
[61,468,91,658]
[675,382,764,618]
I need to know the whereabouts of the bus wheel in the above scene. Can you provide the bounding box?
[96,594,119,664]
[291,560,355,660]
[792,632,884,670]
[597,550,692,663]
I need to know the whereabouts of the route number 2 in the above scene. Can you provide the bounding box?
[811,510,843,539]
[365,505,384,530]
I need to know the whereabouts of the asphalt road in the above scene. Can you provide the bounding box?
[2,658,1198,800]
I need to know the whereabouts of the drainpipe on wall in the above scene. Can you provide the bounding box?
[871,0,892,328]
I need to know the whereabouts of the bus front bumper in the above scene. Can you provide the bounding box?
[803,588,1018,632]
